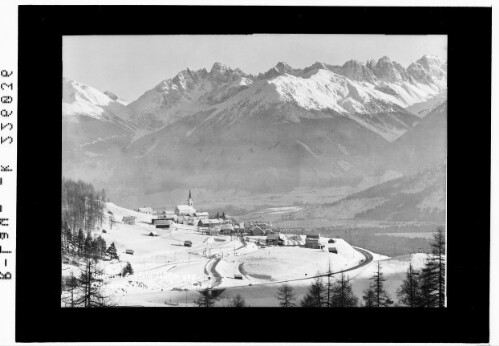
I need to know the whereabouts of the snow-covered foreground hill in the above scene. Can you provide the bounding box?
[62,202,431,307]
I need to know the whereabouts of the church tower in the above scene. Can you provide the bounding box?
[188,189,194,207]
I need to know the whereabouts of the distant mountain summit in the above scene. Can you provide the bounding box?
[116,55,446,141]
[62,55,447,209]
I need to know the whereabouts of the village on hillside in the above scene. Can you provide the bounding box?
[61,186,444,308]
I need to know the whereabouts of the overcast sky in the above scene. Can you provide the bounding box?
[63,35,447,102]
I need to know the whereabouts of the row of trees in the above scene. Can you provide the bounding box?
[291,271,358,307]
[61,222,122,263]
[193,227,445,308]
[62,177,106,234]
[195,289,247,307]
[397,227,446,307]
[296,226,446,308]
[61,222,108,260]
[62,256,133,307]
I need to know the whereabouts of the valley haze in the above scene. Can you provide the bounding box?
[63,54,447,219]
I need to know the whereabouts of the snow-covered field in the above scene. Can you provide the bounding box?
[62,202,429,307]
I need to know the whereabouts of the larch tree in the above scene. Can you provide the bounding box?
[74,260,113,308]
[362,286,376,307]
[331,273,358,307]
[419,227,446,307]
[63,273,79,308]
[397,264,421,307]
[364,262,393,307]
[195,289,218,307]
[227,294,246,307]
[276,283,296,307]
[300,276,325,307]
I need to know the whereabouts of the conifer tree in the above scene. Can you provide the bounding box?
[363,262,393,307]
[324,263,334,308]
[397,264,421,307]
[331,273,358,307]
[300,276,325,307]
[83,232,93,258]
[419,227,446,307]
[122,262,134,276]
[362,286,376,307]
[106,242,119,260]
[276,283,296,307]
[76,229,85,256]
[74,260,113,307]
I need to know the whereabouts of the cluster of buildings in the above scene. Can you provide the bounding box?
[135,190,235,231]
[131,190,338,252]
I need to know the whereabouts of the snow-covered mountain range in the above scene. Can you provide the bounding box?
[62,55,447,211]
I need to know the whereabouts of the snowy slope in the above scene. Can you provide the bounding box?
[63,78,135,130]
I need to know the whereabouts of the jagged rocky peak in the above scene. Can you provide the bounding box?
[415,55,447,77]
[209,62,246,83]
[309,61,328,70]
[417,55,447,70]
[210,61,229,73]
[370,56,411,83]
[407,55,447,83]
[340,59,376,82]
[275,61,291,70]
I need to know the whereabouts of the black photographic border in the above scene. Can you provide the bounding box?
[16,5,491,343]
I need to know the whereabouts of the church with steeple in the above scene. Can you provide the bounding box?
[175,190,197,216]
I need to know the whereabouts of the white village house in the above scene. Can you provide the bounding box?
[137,207,154,214]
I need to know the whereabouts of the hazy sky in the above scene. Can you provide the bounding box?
[63,35,447,102]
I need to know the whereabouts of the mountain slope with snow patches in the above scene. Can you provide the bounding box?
[122,56,446,142]
[62,55,447,210]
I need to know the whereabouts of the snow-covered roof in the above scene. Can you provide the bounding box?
[220,224,234,231]
[175,205,196,214]
[138,207,153,213]
[194,212,209,216]
[199,219,223,225]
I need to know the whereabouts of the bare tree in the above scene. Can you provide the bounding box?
[195,289,218,307]
[74,260,114,307]
[227,294,247,307]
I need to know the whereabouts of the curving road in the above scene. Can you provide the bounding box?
[211,246,374,289]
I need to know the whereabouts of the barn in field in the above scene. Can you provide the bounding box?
[137,207,153,214]
[266,233,284,246]
[154,220,172,229]
[122,216,136,225]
